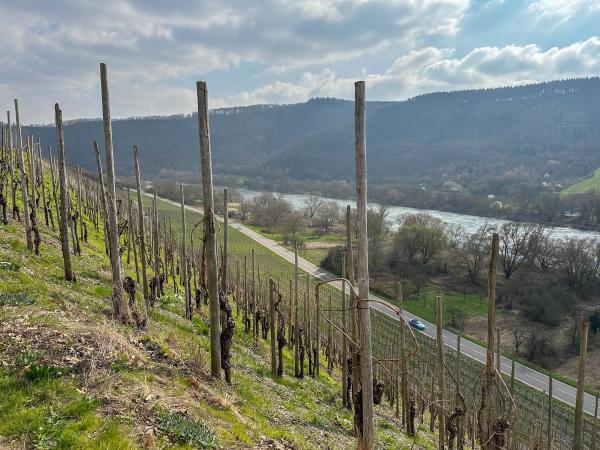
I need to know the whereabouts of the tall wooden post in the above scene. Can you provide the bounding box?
[15,99,33,250]
[6,111,16,221]
[294,242,300,377]
[153,192,160,280]
[181,183,191,319]
[547,375,553,450]
[76,166,84,242]
[480,233,499,449]
[92,142,109,256]
[354,80,374,449]
[100,62,131,324]
[592,395,598,450]
[222,188,228,292]
[315,285,321,378]
[48,147,60,232]
[133,145,149,307]
[436,296,446,449]
[54,104,73,281]
[342,254,349,407]
[244,255,248,333]
[38,146,49,227]
[196,81,221,378]
[252,249,258,347]
[574,313,589,450]
[270,279,277,376]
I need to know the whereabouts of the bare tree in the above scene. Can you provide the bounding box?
[367,204,389,271]
[458,223,492,283]
[304,195,322,219]
[512,327,527,357]
[238,199,250,224]
[555,238,600,295]
[499,222,534,278]
[316,201,340,233]
[527,225,556,271]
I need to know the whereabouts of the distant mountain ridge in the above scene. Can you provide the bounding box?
[25,77,600,198]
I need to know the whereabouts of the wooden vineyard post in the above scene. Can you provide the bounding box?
[574,313,589,450]
[346,204,360,423]
[270,279,276,376]
[456,335,464,450]
[244,255,248,333]
[181,184,191,319]
[288,279,293,350]
[252,249,257,347]
[354,80,374,450]
[153,192,160,287]
[48,147,60,235]
[294,242,300,377]
[196,81,221,378]
[547,375,553,450]
[15,99,33,250]
[54,104,73,281]
[93,141,109,256]
[236,258,240,316]
[222,188,228,295]
[315,285,321,378]
[436,296,446,449]
[480,233,499,449]
[592,395,598,450]
[342,254,349,408]
[133,145,149,308]
[100,63,132,324]
[38,146,49,227]
[7,111,16,221]
[327,293,332,376]
[77,166,84,242]
[129,194,140,283]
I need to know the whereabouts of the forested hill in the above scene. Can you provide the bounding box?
[25,77,600,196]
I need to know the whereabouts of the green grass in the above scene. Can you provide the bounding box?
[562,167,600,194]
[0,369,131,449]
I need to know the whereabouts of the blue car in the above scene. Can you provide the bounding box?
[409,319,426,331]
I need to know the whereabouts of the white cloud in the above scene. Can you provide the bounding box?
[219,37,600,105]
[0,0,470,122]
[528,0,600,22]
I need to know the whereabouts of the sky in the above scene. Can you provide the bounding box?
[1,0,599,124]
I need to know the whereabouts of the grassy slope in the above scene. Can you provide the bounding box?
[0,195,437,449]
[562,168,600,194]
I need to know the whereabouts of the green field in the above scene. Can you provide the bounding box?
[562,168,600,194]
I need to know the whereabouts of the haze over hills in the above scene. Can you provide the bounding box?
[25,77,600,200]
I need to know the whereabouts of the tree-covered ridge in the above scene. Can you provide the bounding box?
[24,77,600,198]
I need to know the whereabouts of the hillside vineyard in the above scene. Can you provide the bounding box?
[1,65,599,449]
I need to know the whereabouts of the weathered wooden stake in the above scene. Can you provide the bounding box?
[196,81,221,378]
[54,104,73,281]
[436,296,446,449]
[181,183,191,319]
[354,80,374,450]
[270,278,277,376]
[132,146,149,309]
[294,242,300,377]
[574,313,589,450]
[547,375,553,450]
[15,99,33,250]
[100,62,131,324]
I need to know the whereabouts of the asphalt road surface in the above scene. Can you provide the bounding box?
[154,192,597,416]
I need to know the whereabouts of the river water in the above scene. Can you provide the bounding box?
[238,189,600,242]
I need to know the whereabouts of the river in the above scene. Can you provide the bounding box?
[238,189,600,241]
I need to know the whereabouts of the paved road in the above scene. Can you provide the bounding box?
[154,193,597,416]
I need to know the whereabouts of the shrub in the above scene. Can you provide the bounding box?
[155,408,216,448]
